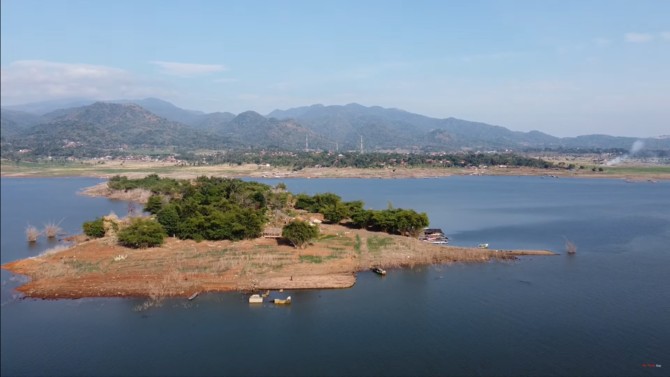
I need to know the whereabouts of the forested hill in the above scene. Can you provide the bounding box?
[267,103,670,150]
[2,103,234,155]
[2,99,670,157]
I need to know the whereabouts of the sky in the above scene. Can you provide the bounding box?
[1,0,668,137]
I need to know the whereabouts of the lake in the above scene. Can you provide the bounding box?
[1,176,669,376]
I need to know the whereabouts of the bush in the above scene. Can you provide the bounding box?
[83,218,105,238]
[157,204,180,237]
[282,220,319,249]
[117,218,167,248]
[144,195,164,215]
[320,202,350,224]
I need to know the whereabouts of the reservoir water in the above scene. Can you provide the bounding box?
[1,176,669,376]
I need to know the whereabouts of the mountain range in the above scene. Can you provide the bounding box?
[2,98,669,155]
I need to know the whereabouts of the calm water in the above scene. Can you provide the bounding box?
[1,176,669,376]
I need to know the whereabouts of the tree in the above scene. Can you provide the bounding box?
[83,217,105,238]
[320,202,350,224]
[598,167,604,172]
[282,220,319,249]
[351,209,374,228]
[117,218,167,248]
[157,204,180,237]
[144,195,164,215]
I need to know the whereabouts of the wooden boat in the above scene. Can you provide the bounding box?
[478,244,489,249]
[188,292,199,301]
[249,294,263,304]
[371,267,386,276]
[273,296,291,305]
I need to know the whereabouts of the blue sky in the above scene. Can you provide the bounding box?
[1,0,668,137]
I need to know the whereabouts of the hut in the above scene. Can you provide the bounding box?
[263,227,283,238]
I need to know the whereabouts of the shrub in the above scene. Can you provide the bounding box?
[320,202,350,224]
[26,225,41,242]
[117,218,167,248]
[83,218,105,238]
[144,195,164,215]
[282,220,319,249]
[44,221,62,238]
[157,204,180,237]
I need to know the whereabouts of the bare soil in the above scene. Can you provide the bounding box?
[2,223,555,300]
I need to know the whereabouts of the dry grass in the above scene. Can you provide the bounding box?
[33,260,73,279]
[40,244,72,256]
[25,224,41,242]
[43,219,64,238]
[564,237,577,254]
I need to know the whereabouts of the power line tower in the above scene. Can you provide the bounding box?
[360,135,363,153]
[305,136,309,152]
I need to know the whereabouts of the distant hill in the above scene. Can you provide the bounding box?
[3,98,97,115]
[5,102,233,153]
[0,108,44,128]
[207,111,332,150]
[4,98,670,154]
[268,103,670,150]
[107,98,209,125]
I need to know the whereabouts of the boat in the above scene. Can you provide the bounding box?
[371,267,386,275]
[188,292,199,301]
[478,244,489,249]
[261,290,270,298]
[249,294,263,304]
[431,240,449,245]
[274,296,291,305]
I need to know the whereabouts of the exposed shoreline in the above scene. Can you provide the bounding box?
[2,161,669,181]
[2,222,556,300]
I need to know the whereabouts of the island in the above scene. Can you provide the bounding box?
[2,175,556,302]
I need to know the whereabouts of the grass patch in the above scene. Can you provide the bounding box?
[253,245,273,249]
[367,236,394,253]
[188,248,229,259]
[354,235,362,255]
[299,255,324,264]
[317,234,338,242]
[65,260,102,273]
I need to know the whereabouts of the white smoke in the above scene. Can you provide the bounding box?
[606,140,645,166]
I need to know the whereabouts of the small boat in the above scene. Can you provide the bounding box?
[249,294,263,304]
[274,296,291,305]
[261,290,270,298]
[371,267,386,275]
[478,244,489,249]
[431,241,449,245]
[188,292,199,301]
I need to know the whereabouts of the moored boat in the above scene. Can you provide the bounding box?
[371,267,386,275]
[478,244,489,249]
[249,294,263,304]
[274,296,291,305]
[188,292,199,301]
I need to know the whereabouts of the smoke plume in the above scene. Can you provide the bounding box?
[606,140,644,166]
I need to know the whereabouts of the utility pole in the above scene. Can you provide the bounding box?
[360,135,363,154]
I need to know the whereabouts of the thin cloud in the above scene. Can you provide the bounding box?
[150,61,227,77]
[624,33,654,43]
[213,78,239,83]
[0,60,175,104]
[661,32,670,40]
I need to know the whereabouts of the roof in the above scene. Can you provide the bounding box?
[424,228,443,233]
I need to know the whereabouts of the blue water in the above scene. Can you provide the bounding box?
[1,176,669,376]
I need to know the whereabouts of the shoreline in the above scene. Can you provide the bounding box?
[2,223,556,300]
[2,165,669,181]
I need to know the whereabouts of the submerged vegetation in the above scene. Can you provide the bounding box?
[25,224,40,242]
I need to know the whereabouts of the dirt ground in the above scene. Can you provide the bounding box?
[3,160,669,180]
[2,223,555,300]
